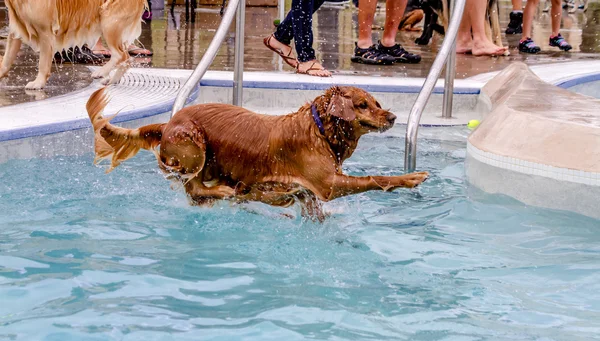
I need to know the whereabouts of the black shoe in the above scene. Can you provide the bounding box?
[549,33,572,51]
[376,41,421,64]
[351,43,395,65]
[505,11,523,34]
[54,45,106,64]
[518,37,541,54]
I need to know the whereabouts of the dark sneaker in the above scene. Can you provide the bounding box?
[505,11,523,34]
[518,37,541,54]
[351,43,395,65]
[377,41,421,64]
[549,34,572,51]
[54,45,106,64]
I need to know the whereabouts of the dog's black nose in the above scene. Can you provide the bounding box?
[386,113,397,123]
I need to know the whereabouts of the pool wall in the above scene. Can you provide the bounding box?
[0,69,483,163]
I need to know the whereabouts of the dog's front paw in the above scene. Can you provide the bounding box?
[99,77,111,86]
[0,67,8,79]
[404,171,429,188]
[91,69,108,79]
[25,80,46,90]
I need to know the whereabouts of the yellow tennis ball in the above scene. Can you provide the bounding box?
[467,120,480,130]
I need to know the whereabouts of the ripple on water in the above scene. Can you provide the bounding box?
[0,127,599,340]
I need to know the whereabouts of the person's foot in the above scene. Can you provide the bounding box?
[471,39,508,56]
[128,45,153,57]
[518,37,541,54]
[351,43,395,65]
[377,41,421,64]
[456,37,473,54]
[264,34,298,68]
[505,11,523,34]
[92,41,111,58]
[549,33,572,51]
[296,60,331,77]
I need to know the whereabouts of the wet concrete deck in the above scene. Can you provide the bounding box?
[1,0,600,107]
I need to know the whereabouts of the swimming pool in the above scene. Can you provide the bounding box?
[1,125,598,340]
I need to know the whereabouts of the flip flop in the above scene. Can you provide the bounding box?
[93,49,112,58]
[296,61,331,77]
[263,34,298,68]
[128,46,153,57]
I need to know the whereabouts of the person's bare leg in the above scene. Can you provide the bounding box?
[357,0,378,48]
[521,0,540,40]
[456,7,473,53]
[470,0,507,55]
[380,0,406,47]
[92,38,111,56]
[550,0,561,36]
[512,0,523,10]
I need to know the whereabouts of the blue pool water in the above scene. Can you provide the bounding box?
[0,126,599,340]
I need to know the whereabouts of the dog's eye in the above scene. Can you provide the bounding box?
[358,102,369,109]
[375,101,381,108]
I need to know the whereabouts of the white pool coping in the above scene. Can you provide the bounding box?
[1,61,600,145]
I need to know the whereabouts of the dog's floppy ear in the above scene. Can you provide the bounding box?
[327,93,356,121]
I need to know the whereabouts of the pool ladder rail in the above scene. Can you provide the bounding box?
[170,0,466,173]
[404,0,466,172]
[171,0,245,115]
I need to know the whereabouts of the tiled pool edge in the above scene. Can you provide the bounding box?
[467,142,600,187]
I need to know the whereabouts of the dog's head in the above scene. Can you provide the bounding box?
[316,86,396,135]
[312,86,396,163]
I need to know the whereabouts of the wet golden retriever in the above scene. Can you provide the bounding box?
[0,0,147,89]
[86,86,429,221]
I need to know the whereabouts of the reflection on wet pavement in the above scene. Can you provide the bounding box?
[1,0,600,107]
[139,0,600,77]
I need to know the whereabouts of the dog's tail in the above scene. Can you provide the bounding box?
[86,87,165,173]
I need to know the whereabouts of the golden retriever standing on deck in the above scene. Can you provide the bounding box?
[0,0,147,89]
[86,86,429,221]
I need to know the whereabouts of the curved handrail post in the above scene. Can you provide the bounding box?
[232,0,245,106]
[442,0,457,119]
[171,0,241,117]
[404,0,466,172]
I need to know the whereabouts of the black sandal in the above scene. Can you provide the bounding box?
[296,61,331,77]
[263,34,298,68]
[350,43,395,65]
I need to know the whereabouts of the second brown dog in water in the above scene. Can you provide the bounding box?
[86,86,429,221]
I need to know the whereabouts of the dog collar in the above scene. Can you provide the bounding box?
[311,104,325,135]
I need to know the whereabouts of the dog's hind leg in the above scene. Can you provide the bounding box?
[185,178,236,205]
[415,12,437,45]
[92,25,131,83]
[160,123,235,203]
[297,192,327,223]
[0,33,22,79]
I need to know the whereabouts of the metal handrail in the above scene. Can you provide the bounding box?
[171,0,243,116]
[404,0,466,172]
[232,0,245,105]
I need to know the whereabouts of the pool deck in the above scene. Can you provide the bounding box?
[2,0,600,106]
